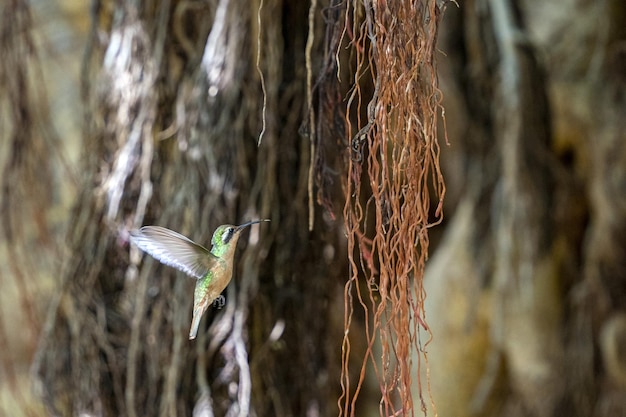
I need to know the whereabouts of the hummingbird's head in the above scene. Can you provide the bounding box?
[210,220,270,255]
[212,225,238,248]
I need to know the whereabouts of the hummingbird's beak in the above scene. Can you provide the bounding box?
[236,219,271,231]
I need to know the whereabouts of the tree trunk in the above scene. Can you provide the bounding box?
[32,1,347,416]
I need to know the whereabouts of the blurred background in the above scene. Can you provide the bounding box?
[0,0,625,416]
[0,0,84,415]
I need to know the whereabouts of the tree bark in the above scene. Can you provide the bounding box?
[32,1,346,416]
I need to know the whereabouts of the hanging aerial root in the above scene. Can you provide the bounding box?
[340,1,448,416]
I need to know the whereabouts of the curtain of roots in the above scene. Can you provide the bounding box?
[339,1,447,416]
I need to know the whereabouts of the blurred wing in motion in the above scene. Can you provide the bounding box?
[130,226,215,279]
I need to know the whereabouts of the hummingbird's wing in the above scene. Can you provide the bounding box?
[130,226,216,279]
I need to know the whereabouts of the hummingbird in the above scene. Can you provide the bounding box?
[130,220,270,339]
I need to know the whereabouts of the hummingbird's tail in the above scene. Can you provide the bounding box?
[189,311,202,339]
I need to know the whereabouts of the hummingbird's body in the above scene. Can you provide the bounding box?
[130,220,269,339]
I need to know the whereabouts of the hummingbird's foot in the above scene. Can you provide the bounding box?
[212,295,226,309]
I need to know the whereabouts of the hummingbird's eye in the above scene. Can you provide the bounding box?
[221,227,235,244]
